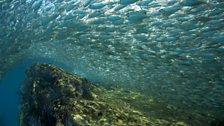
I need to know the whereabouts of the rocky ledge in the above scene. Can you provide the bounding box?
[20,63,223,126]
[19,63,150,126]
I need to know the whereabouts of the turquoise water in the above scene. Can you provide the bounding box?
[0,61,26,126]
[0,0,224,125]
[0,58,69,126]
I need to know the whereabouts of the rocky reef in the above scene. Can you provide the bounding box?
[20,63,150,126]
[19,63,223,126]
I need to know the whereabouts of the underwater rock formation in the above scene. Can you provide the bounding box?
[19,63,224,126]
[19,63,150,126]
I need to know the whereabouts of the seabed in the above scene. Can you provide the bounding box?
[18,63,224,126]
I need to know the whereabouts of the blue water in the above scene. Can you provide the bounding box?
[0,58,69,126]
[0,62,26,126]
[0,0,224,125]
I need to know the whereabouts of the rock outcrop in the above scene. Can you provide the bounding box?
[19,63,149,126]
[20,63,221,126]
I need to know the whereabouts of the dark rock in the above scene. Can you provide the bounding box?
[210,118,224,126]
[19,63,149,126]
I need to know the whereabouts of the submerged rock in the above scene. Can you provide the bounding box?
[17,62,224,126]
[19,63,150,126]
[211,118,224,126]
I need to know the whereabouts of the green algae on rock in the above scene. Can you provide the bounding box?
[19,63,150,126]
[19,63,223,126]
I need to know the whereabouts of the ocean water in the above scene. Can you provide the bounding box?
[0,58,71,126]
[0,61,27,126]
[0,0,224,125]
